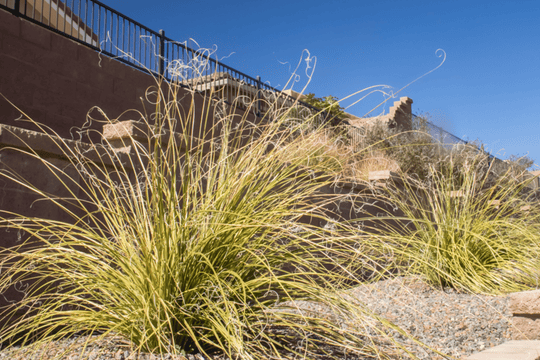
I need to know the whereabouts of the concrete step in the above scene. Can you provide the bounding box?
[466,341,540,360]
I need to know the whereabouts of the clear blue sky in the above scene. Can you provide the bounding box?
[106,0,539,168]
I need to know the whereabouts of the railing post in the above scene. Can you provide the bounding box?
[158,29,165,76]
[13,0,20,15]
[256,76,261,117]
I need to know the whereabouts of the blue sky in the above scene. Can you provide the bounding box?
[106,0,539,168]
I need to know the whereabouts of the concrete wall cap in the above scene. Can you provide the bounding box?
[399,97,413,104]
[0,124,91,156]
[102,120,150,141]
[0,124,131,168]
[368,170,400,181]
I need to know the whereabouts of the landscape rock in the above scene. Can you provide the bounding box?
[510,290,540,340]
[509,290,540,315]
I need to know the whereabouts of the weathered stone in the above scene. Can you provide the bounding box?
[368,170,398,181]
[512,316,540,340]
[509,291,540,341]
[466,340,540,360]
[102,120,150,142]
[349,97,413,131]
[510,290,540,315]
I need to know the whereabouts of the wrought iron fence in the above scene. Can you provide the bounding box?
[345,113,469,151]
[0,0,331,120]
[420,116,468,147]
[421,117,504,166]
[345,113,509,171]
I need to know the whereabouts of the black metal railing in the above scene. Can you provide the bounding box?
[346,113,467,149]
[421,117,468,147]
[0,0,330,121]
[422,118,502,166]
[346,113,508,170]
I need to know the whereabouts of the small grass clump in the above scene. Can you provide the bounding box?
[367,153,540,295]
[301,101,540,294]
[284,125,400,182]
[0,67,427,359]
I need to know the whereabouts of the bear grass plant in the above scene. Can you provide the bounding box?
[364,152,540,295]
[0,74,431,359]
[298,106,540,294]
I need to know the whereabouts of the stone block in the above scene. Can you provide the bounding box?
[3,32,67,70]
[78,65,114,90]
[510,291,540,340]
[74,80,97,101]
[368,170,398,181]
[512,316,540,340]
[112,77,138,100]
[48,73,77,95]
[76,43,102,68]
[1,53,50,89]
[0,55,40,104]
[103,120,150,142]
[100,55,126,80]
[50,30,79,59]
[510,290,540,315]
[32,89,62,115]
[60,102,84,120]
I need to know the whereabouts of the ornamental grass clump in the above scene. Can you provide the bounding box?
[368,152,540,295]
[0,65,427,359]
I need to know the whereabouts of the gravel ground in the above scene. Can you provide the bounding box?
[0,276,513,360]
[344,276,512,359]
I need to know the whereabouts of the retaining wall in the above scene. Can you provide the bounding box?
[0,7,259,143]
[0,7,153,140]
[0,121,399,318]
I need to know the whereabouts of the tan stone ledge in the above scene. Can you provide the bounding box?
[0,124,131,169]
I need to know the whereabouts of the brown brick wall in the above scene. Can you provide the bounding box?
[0,7,159,141]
